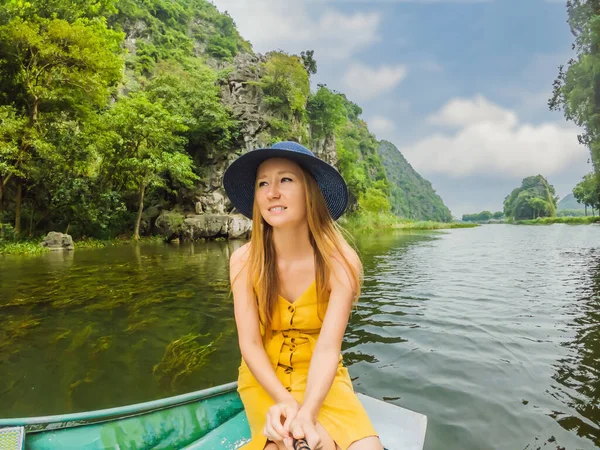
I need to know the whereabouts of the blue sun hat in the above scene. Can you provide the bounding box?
[223,141,349,221]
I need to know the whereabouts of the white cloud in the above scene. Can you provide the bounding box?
[369,116,396,134]
[342,63,407,100]
[210,0,381,60]
[400,96,588,178]
[428,94,516,128]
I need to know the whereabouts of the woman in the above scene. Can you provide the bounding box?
[223,141,382,450]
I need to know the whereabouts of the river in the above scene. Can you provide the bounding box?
[0,224,598,450]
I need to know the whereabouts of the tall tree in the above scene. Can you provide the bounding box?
[573,172,600,214]
[300,50,317,75]
[0,16,123,232]
[101,93,198,240]
[550,1,600,190]
[504,175,558,221]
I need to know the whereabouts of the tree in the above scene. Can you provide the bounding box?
[146,59,238,156]
[573,172,600,214]
[300,50,317,75]
[550,1,600,196]
[258,51,310,120]
[528,197,549,218]
[101,93,198,240]
[0,15,123,233]
[307,85,347,139]
[1,0,119,22]
[504,175,558,220]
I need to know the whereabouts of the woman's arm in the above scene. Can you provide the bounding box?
[230,243,295,405]
[298,245,361,420]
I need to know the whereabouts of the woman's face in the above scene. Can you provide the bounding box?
[255,158,307,228]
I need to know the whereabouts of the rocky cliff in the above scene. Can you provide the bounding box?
[153,52,340,242]
[0,0,451,241]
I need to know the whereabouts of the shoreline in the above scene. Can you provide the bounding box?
[3,216,598,256]
[0,216,473,256]
[512,216,600,225]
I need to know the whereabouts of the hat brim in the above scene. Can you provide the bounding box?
[223,148,349,221]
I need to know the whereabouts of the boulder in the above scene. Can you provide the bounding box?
[228,214,252,239]
[195,191,226,215]
[155,210,185,241]
[181,213,252,241]
[40,232,74,251]
[183,214,227,241]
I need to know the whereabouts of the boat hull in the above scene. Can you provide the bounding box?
[0,382,427,450]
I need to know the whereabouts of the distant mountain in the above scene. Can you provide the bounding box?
[558,193,584,211]
[377,140,453,222]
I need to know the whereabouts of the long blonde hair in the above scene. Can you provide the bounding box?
[246,163,362,334]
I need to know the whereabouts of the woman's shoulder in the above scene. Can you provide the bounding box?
[230,242,251,261]
[331,241,361,271]
[329,242,362,292]
[229,243,251,277]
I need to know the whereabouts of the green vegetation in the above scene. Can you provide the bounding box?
[393,221,477,230]
[153,332,224,389]
[255,51,311,143]
[341,212,476,234]
[306,85,346,139]
[0,233,163,256]
[378,140,452,222]
[557,209,588,217]
[514,216,599,225]
[551,1,600,204]
[573,172,600,215]
[503,175,558,221]
[462,211,504,222]
[335,97,392,215]
[0,0,241,242]
[0,0,455,248]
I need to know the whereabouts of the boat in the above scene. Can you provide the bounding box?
[0,381,427,449]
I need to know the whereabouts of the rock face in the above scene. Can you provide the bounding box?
[310,132,338,167]
[41,232,74,251]
[147,52,340,241]
[220,53,270,153]
[155,210,251,242]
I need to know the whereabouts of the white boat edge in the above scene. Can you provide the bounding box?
[357,393,428,450]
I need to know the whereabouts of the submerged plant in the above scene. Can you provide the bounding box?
[153,332,223,390]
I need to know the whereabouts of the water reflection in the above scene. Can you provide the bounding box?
[0,241,242,417]
[343,231,435,368]
[549,248,600,447]
[2,226,600,450]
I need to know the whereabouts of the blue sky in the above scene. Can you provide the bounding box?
[211,0,591,216]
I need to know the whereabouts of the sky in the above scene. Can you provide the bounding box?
[210,0,591,217]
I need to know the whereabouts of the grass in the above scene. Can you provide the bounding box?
[340,211,478,233]
[514,216,600,225]
[0,235,164,256]
[0,240,48,256]
[393,220,478,230]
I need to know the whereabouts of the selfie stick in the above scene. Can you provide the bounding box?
[293,438,310,450]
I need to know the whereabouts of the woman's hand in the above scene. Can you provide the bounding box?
[286,409,321,450]
[263,399,301,444]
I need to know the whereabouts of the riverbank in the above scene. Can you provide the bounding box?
[0,236,164,256]
[341,212,478,233]
[513,216,600,225]
[0,213,475,256]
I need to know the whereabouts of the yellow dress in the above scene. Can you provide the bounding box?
[237,280,379,450]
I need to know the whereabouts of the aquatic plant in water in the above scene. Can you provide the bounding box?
[153,332,224,390]
[0,316,42,361]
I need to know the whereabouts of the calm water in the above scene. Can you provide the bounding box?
[0,224,599,450]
